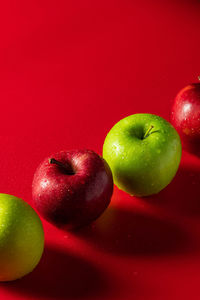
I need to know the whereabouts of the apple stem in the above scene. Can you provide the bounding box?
[49,158,74,175]
[143,125,154,139]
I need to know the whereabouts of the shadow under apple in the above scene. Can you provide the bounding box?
[76,206,188,256]
[3,245,110,299]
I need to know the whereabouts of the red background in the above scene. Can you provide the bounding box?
[1,0,200,299]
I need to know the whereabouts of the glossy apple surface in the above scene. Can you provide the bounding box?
[32,149,113,230]
[0,194,44,281]
[103,114,182,197]
[171,82,200,156]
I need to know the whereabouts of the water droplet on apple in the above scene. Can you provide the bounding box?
[67,189,73,194]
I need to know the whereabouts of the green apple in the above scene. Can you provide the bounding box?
[0,194,44,281]
[103,114,182,196]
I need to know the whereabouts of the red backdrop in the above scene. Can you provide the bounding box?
[1,0,200,299]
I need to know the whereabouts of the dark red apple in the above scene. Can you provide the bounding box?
[171,78,200,155]
[32,149,113,230]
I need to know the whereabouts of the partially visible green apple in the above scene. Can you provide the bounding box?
[103,114,182,196]
[0,194,44,281]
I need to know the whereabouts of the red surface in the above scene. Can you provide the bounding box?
[1,0,200,299]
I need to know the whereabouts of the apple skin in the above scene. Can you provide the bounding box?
[171,82,200,156]
[0,194,44,281]
[103,114,182,197]
[32,149,113,230]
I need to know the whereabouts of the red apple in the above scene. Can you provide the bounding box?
[171,79,200,155]
[32,149,113,230]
